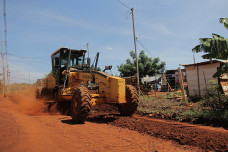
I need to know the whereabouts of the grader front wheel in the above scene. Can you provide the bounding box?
[118,85,139,116]
[71,87,91,123]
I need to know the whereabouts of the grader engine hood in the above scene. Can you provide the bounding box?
[68,71,93,87]
[67,70,126,104]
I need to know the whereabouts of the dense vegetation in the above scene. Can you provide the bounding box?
[118,50,166,78]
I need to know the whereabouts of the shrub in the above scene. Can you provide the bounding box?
[203,80,228,109]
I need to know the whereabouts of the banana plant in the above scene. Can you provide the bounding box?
[220,18,228,30]
[192,18,228,77]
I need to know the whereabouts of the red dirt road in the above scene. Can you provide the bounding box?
[0,97,199,152]
[1,91,227,152]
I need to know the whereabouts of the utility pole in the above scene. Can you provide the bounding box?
[3,0,9,87]
[2,40,6,97]
[131,8,140,91]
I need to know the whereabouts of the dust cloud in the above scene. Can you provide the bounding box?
[1,88,59,115]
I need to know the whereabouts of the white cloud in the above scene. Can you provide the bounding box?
[106,47,113,50]
[7,56,48,84]
[33,11,90,27]
[139,21,173,35]
[15,8,132,37]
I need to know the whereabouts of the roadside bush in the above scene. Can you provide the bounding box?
[203,80,228,109]
[138,93,228,127]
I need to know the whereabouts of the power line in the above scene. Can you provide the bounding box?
[10,76,36,81]
[115,0,131,10]
[7,44,89,60]
[12,73,43,80]
[7,53,49,59]
[136,38,154,58]
[7,54,49,64]
[75,44,88,50]
[7,44,87,61]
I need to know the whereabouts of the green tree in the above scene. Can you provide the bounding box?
[192,18,228,77]
[118,50,166,78]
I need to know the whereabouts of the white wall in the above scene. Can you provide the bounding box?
[185,63,220,97]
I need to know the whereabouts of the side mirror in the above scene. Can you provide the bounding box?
[103,65,112,72]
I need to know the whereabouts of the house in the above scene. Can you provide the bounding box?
[181,60,228,97]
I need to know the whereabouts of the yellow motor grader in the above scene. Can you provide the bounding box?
[39,47,139,123]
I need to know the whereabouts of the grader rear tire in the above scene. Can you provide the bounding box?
[118,85,139,116]
[71,86,91,123]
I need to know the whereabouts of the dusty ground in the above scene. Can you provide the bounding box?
[90,104,228,151]
[0,91,227,152]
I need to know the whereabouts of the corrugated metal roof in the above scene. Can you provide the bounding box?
[180,60,228,67]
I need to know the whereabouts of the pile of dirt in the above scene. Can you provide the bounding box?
[139,110,228,129]
[109,116,228,151]
[90,104,119,116]
[88,104,228,151]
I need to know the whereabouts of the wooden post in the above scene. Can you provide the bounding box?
[178,67,186,102]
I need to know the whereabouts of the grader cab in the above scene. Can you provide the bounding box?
[41,47,139,123]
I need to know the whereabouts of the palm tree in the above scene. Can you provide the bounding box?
[192,18,228,77]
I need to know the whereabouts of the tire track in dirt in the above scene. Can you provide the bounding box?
[90,104,228,152]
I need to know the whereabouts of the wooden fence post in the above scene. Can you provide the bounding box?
[178,68,186,102]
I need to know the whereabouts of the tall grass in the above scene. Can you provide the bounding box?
[0,83,34,95]
[138,94,187,117]
[138,93,228,127]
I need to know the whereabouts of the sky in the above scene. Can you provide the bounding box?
[0,0,228,84]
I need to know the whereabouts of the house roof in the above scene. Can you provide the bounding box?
[180,60,228,67]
